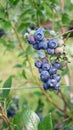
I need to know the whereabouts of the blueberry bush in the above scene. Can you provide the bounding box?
[0,0,73,130]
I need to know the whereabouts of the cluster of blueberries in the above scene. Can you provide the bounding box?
[7,97,19,118]
[28,27,58,55]
[27,27,62,90]
[35,58,61,90]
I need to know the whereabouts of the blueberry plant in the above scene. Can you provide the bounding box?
[0,0,73,130]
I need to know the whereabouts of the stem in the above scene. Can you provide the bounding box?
[33,0,40,26]
[0,113,10,126]
[66,63,73,91]
[56,29,73,38]
[60,0,64,13]
[59,90,71,110]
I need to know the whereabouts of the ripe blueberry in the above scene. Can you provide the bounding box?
[47,48,55,55]
[53,74,61,82]
[53,61,62,69]
[33,44,40,50]
[35,60,42,68]
[42,62,50,71]
[49,67,57,75]
[28,36,36,44]
[47,78,57,87]
[40,70,50,82]
[7,107,16,118]
[0,28,5,38]
[43,83,49,90]
[47,39,58,49]
[34,28,44,41]
[38,41,48,50]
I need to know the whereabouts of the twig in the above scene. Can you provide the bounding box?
[0,86,39,90]
[55,116,71,129]
[60,0,64,13]
[0,113,10,126]
[59,90,72,110]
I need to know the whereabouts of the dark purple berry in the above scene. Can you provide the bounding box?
[0,28,5,38]
[47,48,55,55]
[54,83,60,90]
[33,44,40,50]
[39,68,43,73]
[38,41,48,50]
[35,60,42,68]
[53,74,61,82]
[34,28,44,41]
[42,62,50,71]
[41,57,48,63]
[47,39,58,49]
[28,36,36,44]
[53,61,62,69]
[47,78,57,87]
[43,83,49,90]
[49,67,57,75]
[40,70,50,82]
[7,108,16,118]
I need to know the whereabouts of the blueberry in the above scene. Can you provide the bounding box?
[54,83,60,90]
[43,83,49,90]
[47,48,55,55]
[47,39,58,49]
[39,68,43,73]
[53,61,62,69]
[34,28,44,41]
[53,74,61,82]
[41,57,48,63]
[35,60,42,68]
[28,36,36,44]
[0,28,5,38]
[42,62,50,71]
[11,103,19,110]
[33,44,40,50]
[47,78,57,87]
[38,41,48,50]
[49,67,57,75]
[7,108,16,118]
[40,70,50,82]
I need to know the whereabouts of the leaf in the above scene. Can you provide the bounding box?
[9,0,20,6]
[23,108,40,130]
[26,46,32,55]
[22,70,27,79]
[14,64,22,68]
[62,13,70,24]
[0,9,7,19]
[61,69,68,76]
[38,113,53,130]
[2,76,12,98]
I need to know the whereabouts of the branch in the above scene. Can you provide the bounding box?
[59,90,72,110]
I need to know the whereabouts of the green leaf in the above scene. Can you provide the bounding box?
[23,108,40,130]
[22,70,27,79]
[14,64,22,68]
[38,113,53,130]
[62,13,70,24]
[26,46,32,55]
[0,9,7,19]
[2,76,12,98]
[9,0,20,6]
[61,69,68,76]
